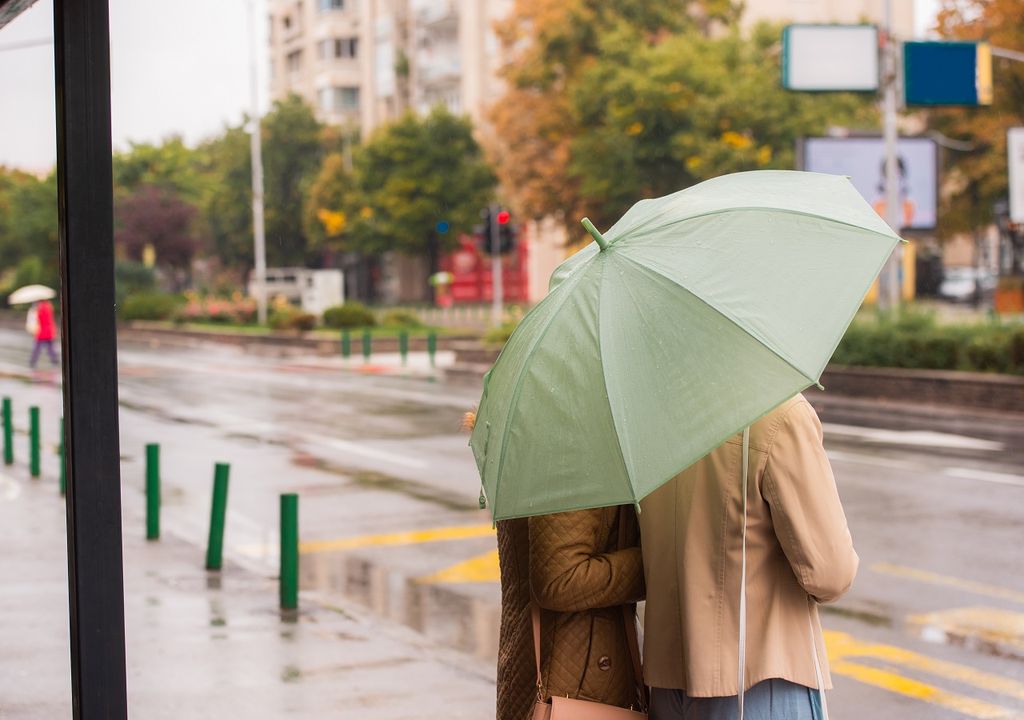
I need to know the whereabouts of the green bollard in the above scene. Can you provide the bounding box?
[280,493,299,611]
[427,332,437,368]
[3,397,12,465]
[59,418,65,496]
[29,406,40,478]
[205,463,230,571]
[145,443,160,540]
[340,329,351,360]
[362,328,372,362]
[399,330,409,367]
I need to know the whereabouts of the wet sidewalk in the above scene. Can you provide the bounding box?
[0,464,494,719]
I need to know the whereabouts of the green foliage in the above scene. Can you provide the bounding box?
[379,309,422,328]
[113,137,207,202]
[832,310,1024,375]
[322,303,377,329]
[114,261,157,304]
[262,95,326,266]
[119,292,183,321]
[484,320,520,347]
[345,107,496,278]
[269,305,318,331]
[304,151,354,255]
[0,169,59,286]
[567,21,877,228]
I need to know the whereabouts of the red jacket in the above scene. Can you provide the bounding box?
[35,301,56,341]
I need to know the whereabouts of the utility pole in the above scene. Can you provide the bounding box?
[879,0,903,311]
[247,0,268,325]
[489,205,503,326]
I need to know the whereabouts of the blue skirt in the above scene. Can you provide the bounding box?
[650,679,823,720]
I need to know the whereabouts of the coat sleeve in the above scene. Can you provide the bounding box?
[762,400,859,604]
[529,508,645,613]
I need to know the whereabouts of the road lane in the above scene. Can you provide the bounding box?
[0,328,1020,718]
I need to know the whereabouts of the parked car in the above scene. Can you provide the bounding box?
[938,267,997,303]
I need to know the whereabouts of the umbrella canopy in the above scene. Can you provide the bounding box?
[470,170,901,521]
[8,284,56,305]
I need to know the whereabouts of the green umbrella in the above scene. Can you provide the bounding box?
[470,170,901,521]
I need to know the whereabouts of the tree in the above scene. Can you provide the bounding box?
[568,22,877,228]
[490,4,876,233]
[346,107,496,290]
[198,124,254,273]
[929,0,1024,237]
[261,94,326,266]
[489,0,741,226]
[113,137,206,203]
[115,184,205,287]
[304,152,354,259]
[0,168,59,289]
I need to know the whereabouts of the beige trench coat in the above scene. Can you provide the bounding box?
[638,394,858,696]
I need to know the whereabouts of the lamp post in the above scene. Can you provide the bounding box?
[247,0,268,325]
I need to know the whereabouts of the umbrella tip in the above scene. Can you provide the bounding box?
[581,218,608,251]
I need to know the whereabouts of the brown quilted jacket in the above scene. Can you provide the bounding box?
[496,507,645,720]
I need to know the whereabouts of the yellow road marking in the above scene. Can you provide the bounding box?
[909,607,1024,661]
[826,630,1024,702]
[299,523,495,554]
[418,550,500,584]
[830,658,1022,720]
[872,563,1024,605]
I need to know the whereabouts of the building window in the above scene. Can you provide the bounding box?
[283,15,292,31]
[319,0,343,10]
[319,86,360,112]
[318,37,359,60]
[286,50,302,75]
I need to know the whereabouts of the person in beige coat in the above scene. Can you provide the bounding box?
[638,394,858,719]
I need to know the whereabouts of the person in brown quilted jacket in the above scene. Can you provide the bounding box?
[495,508,645,720]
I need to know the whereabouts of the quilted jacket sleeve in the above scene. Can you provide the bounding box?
[763,400,859,603]
[529,507,645,613]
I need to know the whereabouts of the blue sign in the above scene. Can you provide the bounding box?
[436,220,450,234]
[903,41,992,106]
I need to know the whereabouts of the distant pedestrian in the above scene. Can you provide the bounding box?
[640,395,858,720]
[29,299,59,368]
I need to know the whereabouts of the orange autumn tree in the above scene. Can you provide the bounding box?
[488,0,734,229]
[930,0,1024,236]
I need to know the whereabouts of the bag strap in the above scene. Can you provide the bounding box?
[737,427,750,720]
[531,602,544,701]
[529,506,649,710]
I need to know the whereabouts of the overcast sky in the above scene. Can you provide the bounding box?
[0,0,939,172]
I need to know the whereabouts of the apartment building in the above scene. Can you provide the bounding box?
[268,0,511,133]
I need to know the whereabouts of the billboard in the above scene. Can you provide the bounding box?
[800,136,938,231]
[782,25,879,92]
[903,41,993,106]
[1009,128,1024,224]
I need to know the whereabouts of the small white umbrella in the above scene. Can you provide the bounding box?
[8,285,56,305]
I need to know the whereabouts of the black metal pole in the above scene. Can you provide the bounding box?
[53,0,128,718]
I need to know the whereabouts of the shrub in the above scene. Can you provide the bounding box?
[322,303,376,329]
[269,306,301,331]
[380,309,423,328]
[120,292,181,321]
[484,320,519,347]
[290,313,318,332]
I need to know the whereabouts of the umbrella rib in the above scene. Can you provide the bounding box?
[615,252,822,389]
[593,258,640,510]
[490,262,594,514]
[617,207,900,247]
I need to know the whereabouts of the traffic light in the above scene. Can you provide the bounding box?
[479,207,517,255]
[497,210,516,254]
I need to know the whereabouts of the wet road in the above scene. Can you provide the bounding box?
[1,328,1022,719]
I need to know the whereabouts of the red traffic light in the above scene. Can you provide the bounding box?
[496,210,511,225]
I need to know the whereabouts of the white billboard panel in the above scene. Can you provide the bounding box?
[1009,128,1024,223]
[801,137,938,231]
[783,25,879,92]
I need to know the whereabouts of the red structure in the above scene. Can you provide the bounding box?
[440,229,529,304]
